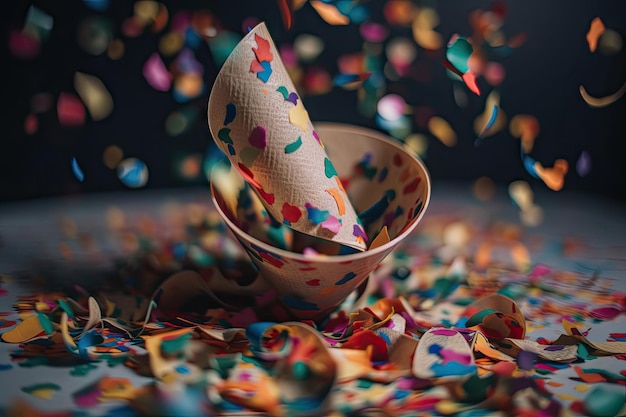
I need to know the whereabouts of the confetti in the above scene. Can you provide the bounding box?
[71,157,85,182]
[579,82,626,108]
[586,17,606,52]
[117,157,149,188]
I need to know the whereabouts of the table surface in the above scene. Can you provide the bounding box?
[0,181,625,416]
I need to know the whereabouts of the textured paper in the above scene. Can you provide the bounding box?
[464,293,526,339]
[562,319,626,355]
[505,338,579,362]
[210,123,431,321]
[413,327,476,380]
[208,22,366,251]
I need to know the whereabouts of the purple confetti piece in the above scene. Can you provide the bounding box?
[286,92,298,105]
[516,350,538,370]
[576,150,592,177]
[248,126,267,149]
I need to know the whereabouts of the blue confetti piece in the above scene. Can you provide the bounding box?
[335,271,357,285]
[281,296,319,310]
[224,103,236,125]
[71,157,85,182]
[257,61,272,83]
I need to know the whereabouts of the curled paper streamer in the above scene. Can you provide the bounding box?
[208,22,367,252]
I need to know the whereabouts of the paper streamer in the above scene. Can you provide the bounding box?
[208,22,367,251]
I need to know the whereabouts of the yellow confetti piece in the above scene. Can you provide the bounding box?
[556,393,579,402]
[74,72,114,121]
[35,301,50,312]
[428,116,457,147]
[288,100,309,131]
[369,226,390,250]
[1,314,44,343]
[575,384,590,392]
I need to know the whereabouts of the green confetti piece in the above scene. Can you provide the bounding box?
[70,363,98,376]
[465,308,498,327]
[284,137,302,154]
[37,312,55,335]
[57,299,75,320]
[446,36,473,74]
[160,332,192,355]
[217,127,233,144]
[276,85,289,100]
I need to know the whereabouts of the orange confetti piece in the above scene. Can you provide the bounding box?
[310,1,349,25]
[462,72,480,95]
[276,0,293,30]
[574,365,606,383]
[325,187,346,216]
[586,17,606,53]
[547,381,564,388]
[510,114,540,154]
[369,226,390,250]
[534,159,568,191]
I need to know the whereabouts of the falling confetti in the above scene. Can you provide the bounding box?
[71,157,85,182]
[117,157,149,188]
[579,82,626,108]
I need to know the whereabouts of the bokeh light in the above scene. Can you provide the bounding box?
[117,158,149,188]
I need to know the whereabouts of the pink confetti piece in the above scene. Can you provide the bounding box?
[321,215,342,234]
[143,53,172,92]
[57,92,85,126]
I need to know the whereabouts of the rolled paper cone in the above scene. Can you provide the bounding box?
[208,22,367,252]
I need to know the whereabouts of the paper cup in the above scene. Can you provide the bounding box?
[210,123,431,321]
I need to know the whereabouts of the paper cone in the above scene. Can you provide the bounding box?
[210,123,431,322]
[208,22,367,252]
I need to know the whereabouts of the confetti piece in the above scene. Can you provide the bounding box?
[284,137,302,154]
[21,383,61,400]
[579,82,626,108]
[428,116,457,147]
[71,157,85,182]
[586,17,606,53]
[510,114,540,154]
[117,157,149,188]
[446,35,472,74]
[0,314,45,343]
[576,150,592,177]
[325,188,346,216]
[57,92,85,126]
[584,384,626,417]
[369,226,390,250]
[276,0,293,30]
[414,328,476,380]
[143,53,171,92]
[310,1,350,25]
[288,100,309,131]
[533,159,569,191]
[474,104,498,146]
[74,72,113,121]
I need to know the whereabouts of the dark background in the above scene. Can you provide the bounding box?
[2,0,626,203]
